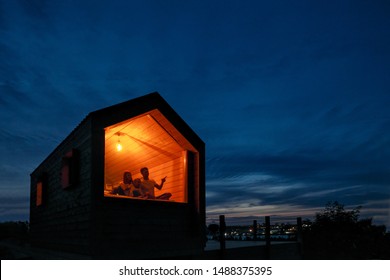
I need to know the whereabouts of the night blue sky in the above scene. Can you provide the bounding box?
[1,0,389,227]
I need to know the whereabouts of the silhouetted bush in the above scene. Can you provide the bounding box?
[303,202,390,259]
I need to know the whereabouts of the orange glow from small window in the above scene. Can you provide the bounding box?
[36,182,43,206]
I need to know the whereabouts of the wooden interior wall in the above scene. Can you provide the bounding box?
[104,114,187,202]
[144,157,185,202]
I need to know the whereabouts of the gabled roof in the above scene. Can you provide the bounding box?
[90,92,204,149]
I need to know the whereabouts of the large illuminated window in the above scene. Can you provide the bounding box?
[104,110,196,203]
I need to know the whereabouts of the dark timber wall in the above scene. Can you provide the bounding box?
[30,118,93,255]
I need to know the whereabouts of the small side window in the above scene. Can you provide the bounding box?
[36,181,43,206]
[61,149,79,189]
[36,172,47,207]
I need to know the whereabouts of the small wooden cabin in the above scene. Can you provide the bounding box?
[30,92,205,259]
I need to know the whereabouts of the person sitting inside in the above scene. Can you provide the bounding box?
[132,178,142,197]
[111,171,135,196]
[139,167,172,200]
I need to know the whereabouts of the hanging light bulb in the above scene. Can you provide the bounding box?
[116,133,123,152]
[116,140,122,152]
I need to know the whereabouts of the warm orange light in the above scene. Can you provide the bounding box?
[36,181,43,206]
[116,141,122,152]
[115,132,123,152]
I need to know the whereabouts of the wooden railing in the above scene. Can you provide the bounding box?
[216,215,303,259]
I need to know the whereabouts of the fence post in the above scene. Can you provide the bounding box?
[297,217,303,259]
[253,220,257,241]
[219,215,226,259]
[265,216,271,259]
